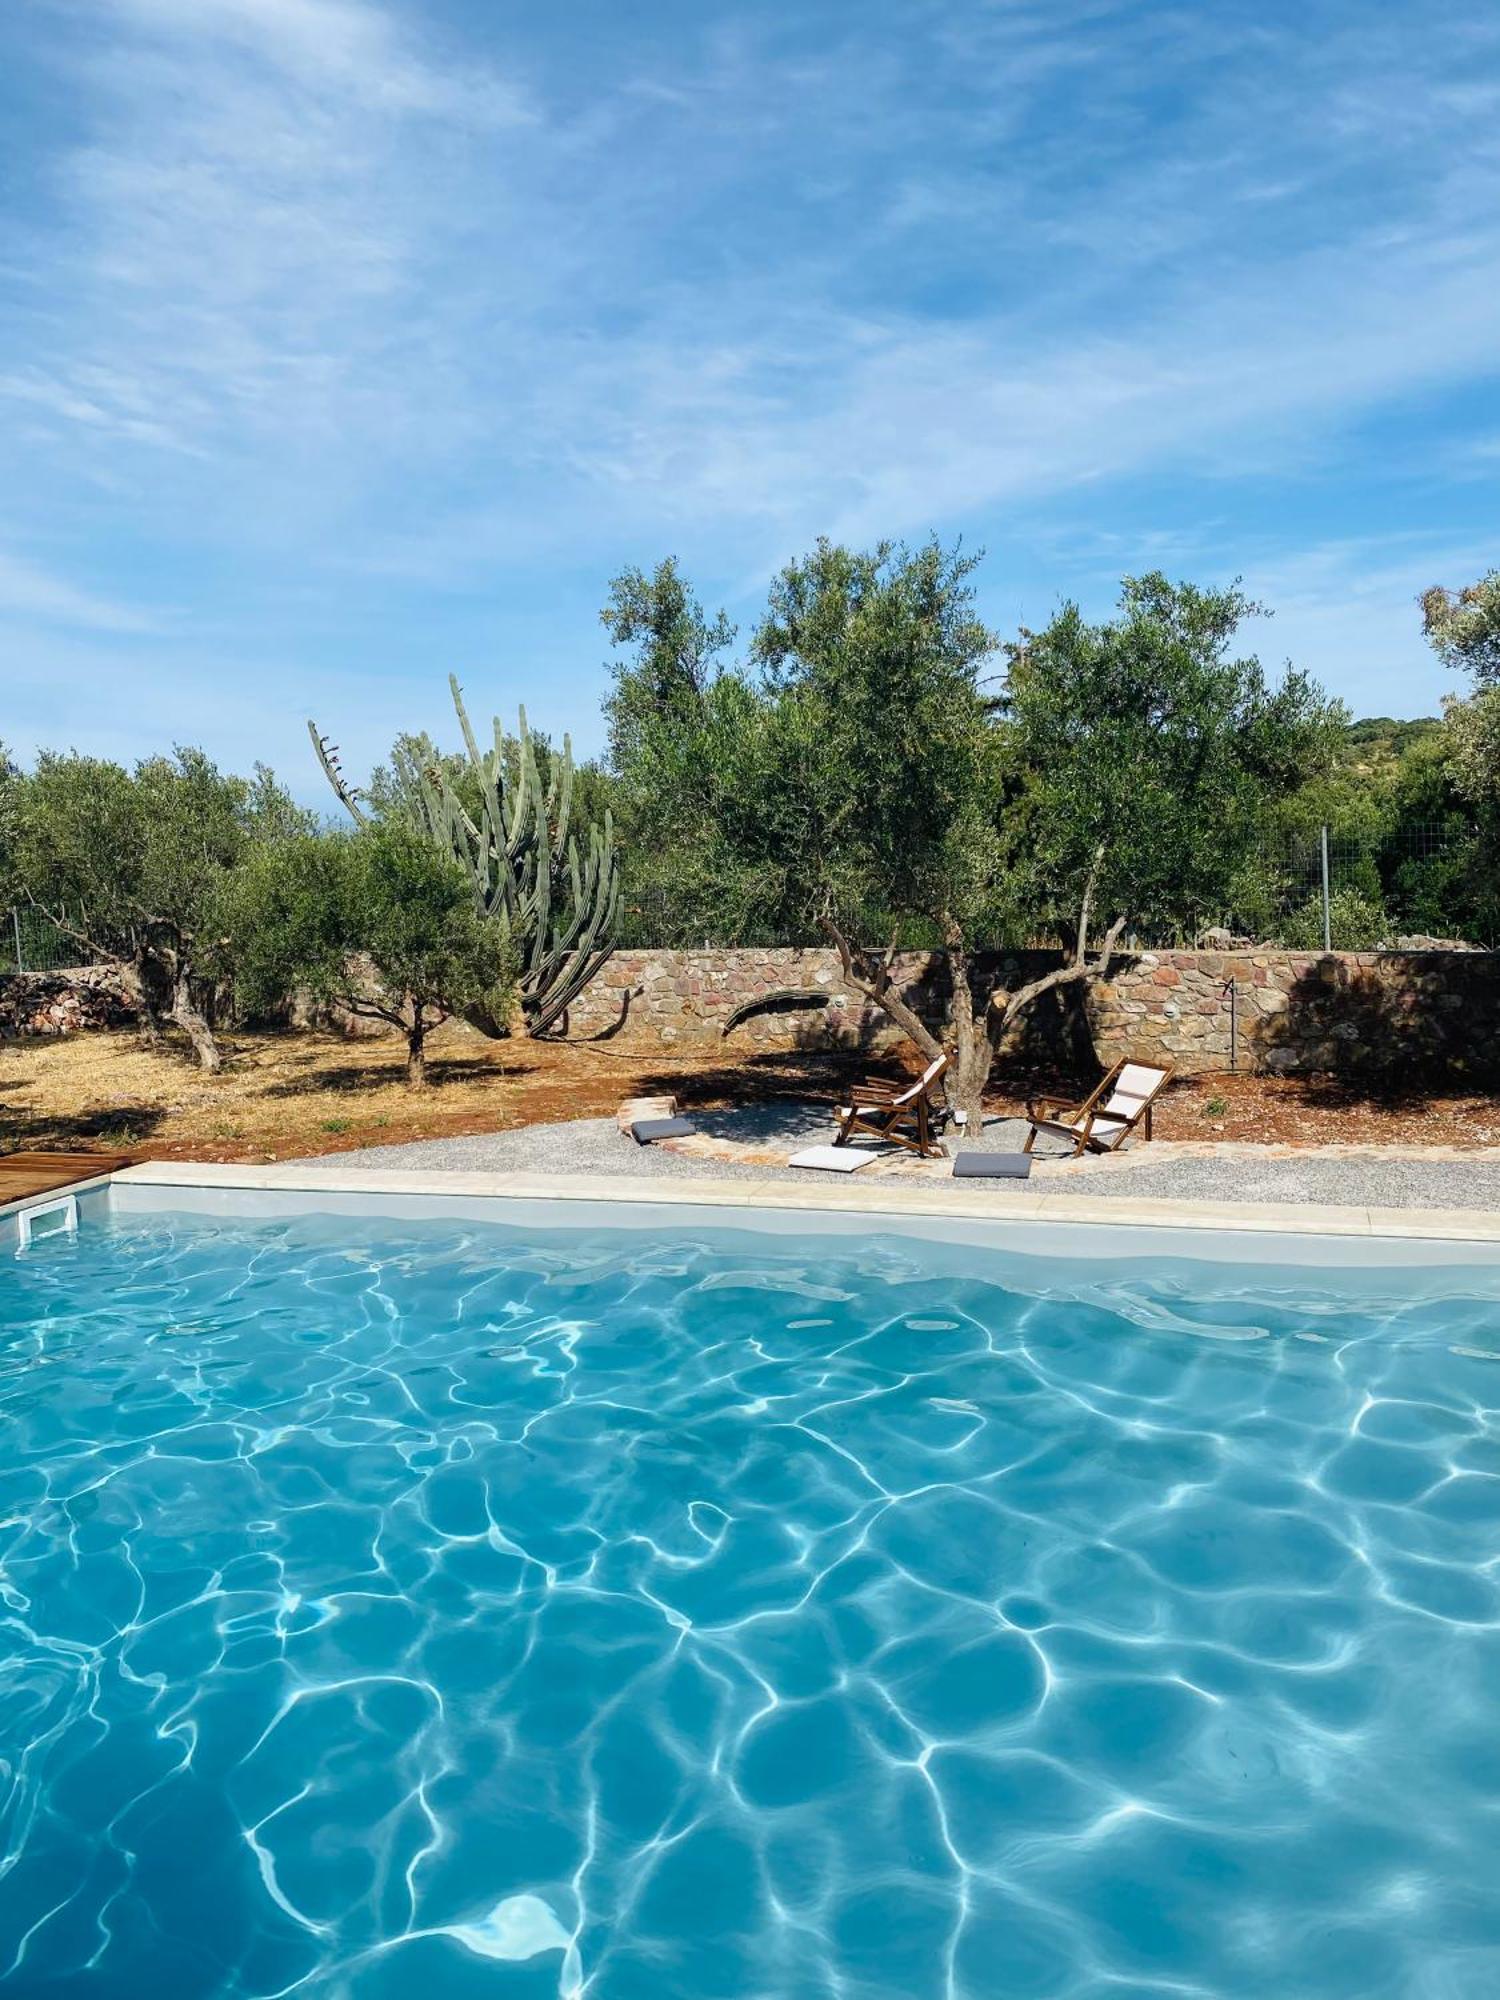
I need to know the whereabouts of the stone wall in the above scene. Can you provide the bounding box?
[0,965,140,1039]
[569,945,1500,1080]
[8,947,1498,1081]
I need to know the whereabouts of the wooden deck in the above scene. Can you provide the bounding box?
[0,1150,136,1208]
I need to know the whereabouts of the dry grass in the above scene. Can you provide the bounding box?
[4,1022,1499,1161]
[0,1022,882,1161]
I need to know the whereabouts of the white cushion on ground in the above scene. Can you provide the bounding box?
[789,1145,881,1173]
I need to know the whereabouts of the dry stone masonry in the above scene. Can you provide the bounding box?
[0,967,139,1039]
[569,945,1500,1081]
[6,946,1496,1082]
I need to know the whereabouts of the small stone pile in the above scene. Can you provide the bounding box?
[0,968,137,1039]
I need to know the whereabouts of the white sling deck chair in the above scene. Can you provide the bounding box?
[1023,1059,1172,1157]
[833,1053,950,1159]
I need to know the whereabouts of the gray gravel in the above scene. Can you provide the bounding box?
[319,1107,1500,1212]
[1071,1155,1500,1211]
[323,1113,842,1184]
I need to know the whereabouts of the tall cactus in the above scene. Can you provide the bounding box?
[309,678,621,1038]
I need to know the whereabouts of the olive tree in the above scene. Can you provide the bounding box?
[606,536,1129,1125]
[1422,570,1500,684]
[999,575,1343,941]
[9,748,305,1070]
[230,820,514,1087]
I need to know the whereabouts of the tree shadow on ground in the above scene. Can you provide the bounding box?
[0,1097,168,1151]
[639,1049,891,1111]
[263,1054,529,1098]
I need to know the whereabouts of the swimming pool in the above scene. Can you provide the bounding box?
[4,1191,1500,1997]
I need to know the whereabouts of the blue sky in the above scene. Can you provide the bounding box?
[3,0,1498,795]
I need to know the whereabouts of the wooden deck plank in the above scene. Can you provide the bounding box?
[0,1151,136,1205]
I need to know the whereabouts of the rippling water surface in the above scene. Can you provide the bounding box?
[4,1212,1500,1998]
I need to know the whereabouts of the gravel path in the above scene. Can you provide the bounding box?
[1071,1155,1500,1211]
[320,1111,1500,1211]
[320,1115,829,1184]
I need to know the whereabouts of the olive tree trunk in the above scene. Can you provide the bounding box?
[170,972,222,1073]
[821,849,1124,1138]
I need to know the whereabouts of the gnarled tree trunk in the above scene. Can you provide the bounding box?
[170,970,222,1073]
[821,847,1125,1139]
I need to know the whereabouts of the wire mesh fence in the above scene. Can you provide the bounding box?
[616,824,1493,954]
[1227,823,1490,950]
[0,908,101,975]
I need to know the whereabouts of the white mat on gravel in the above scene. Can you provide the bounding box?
[788,1144,880,1173]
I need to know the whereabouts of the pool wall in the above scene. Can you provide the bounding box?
[6,1159,1500,1272]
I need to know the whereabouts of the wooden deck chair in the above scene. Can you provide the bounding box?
[834,1053,950,1159]
[1023,1059,1172,1158]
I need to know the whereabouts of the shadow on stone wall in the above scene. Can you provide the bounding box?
[777,949,1108,1082]
[784,955,954,1056]
[1257,953,1500,1092]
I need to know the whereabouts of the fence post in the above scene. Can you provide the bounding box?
[11,908,21,975]
[1319,824,1332,952]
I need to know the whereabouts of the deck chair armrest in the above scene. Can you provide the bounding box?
[1027,1093,1077,1119]
[850,1083,897,1105]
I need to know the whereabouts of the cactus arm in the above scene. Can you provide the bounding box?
[312,684,619,1040]
[524,734,553,977]
[308,721,369,824]
[449,675,486,772]
[554,733,575,854]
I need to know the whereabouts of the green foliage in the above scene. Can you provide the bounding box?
[1280,886,1390,951]
[602,556,737,776]
[6,747,310,1066]
[230,821,514,1085]
[604,537,1003,944]
[11,749,304,953]
[1444,688,1500,814]
[751,537,1001,929]
[1342,715,1445,760]
[1000,575,1344,936]
[312,681,618,1037]
[1422,571,1500,683]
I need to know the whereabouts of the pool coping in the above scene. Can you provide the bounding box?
[29,1158,1490,1244]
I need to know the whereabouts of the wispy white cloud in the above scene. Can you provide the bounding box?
[0,0,1496,763]
[110,0,531,122]
[0,548,161,633]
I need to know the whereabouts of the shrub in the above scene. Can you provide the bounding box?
[1279,887,1389,951]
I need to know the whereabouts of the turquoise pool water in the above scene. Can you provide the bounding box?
[3,1210,1500,1997]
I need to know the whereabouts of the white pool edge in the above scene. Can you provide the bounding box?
[2,1158,1495,1274]
[101,1159,1500,1242]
